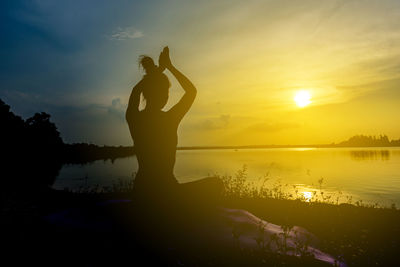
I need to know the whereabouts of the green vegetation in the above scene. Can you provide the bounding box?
[217,166,400,266]
[218,165,385,208]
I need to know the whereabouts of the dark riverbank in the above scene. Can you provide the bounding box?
[2,187,399,266]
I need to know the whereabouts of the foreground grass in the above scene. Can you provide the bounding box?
[2,167,400,266]
[218,166,400,266]
[221,196,400,266]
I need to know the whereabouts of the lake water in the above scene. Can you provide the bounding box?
[54,147,400,207]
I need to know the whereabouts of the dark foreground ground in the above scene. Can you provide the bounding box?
[2,188,400,266]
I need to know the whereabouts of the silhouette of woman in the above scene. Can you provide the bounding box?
[123,48,344,267]
[126,47,222,204]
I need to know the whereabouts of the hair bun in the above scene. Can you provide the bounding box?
[139,55,157,75]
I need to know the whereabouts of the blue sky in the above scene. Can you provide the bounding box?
[1,0,158,144]
[1,0,400,146]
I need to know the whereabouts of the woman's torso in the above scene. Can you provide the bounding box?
[132,110,179,187]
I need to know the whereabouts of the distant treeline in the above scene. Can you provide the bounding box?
[1,99,136,188]
[1,99,136,165]
[336,134,400,147]
[178,135,400,150]
[62,143,134,164]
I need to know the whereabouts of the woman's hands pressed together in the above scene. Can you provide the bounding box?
[158,46,173,71]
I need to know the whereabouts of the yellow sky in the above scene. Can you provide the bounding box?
[130,0,399,146]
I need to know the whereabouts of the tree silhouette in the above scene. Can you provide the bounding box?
[0,99,26,146]
[339,134,393,147]
[26,112,63,149]
[1,99,64,188]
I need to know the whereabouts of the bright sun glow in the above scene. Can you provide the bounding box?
[294,90,312,107]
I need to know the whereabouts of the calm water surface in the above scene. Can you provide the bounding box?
[54,148,400,207]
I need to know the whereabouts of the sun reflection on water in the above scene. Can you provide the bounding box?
[302,191,313,202]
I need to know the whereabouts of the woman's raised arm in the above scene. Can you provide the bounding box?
[159,47,197,120]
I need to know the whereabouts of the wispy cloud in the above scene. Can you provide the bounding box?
[107,97,126,121]
[247,122,300,133]
[194,114,231,131]
[312,0,351,35]
[107,26,143,41]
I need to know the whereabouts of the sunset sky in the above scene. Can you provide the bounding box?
[1,0,400,146]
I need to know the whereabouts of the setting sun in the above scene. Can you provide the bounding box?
[294,90,312,108]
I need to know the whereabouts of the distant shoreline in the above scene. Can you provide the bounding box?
[177,144,400,151]
[61,134,400,163]
[61,142,399,164]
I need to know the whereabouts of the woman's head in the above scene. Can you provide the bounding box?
[139,56,170,110]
